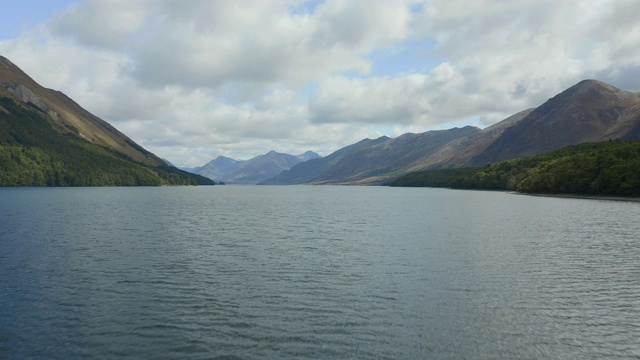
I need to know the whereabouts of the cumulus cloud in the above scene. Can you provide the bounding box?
[51,0,148,49]
[50,0,414,92]
[415,0,640,109]
[2,0,640,166]
[309,74,426,125]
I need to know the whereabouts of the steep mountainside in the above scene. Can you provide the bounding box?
[0,56,213,186]
[193,150,321,184]
[417,109,534,169]
[468,80,640,166]
[0,56,163,166]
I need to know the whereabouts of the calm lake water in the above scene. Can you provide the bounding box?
[1,186,639,359]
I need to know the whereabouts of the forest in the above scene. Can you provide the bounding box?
[0,97,214,186]
[388,140,640,197]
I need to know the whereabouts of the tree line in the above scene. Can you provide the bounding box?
[388,140,640,197]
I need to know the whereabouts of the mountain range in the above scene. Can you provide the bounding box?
[0,55,213,186]
[261,79,640,185]
[190,150,321,184]
[2,53,639,188]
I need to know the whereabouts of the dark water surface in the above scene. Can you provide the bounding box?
[1,186,639,359]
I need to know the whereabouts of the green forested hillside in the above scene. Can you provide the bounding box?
[388,140,640,196]
[0,98,214,186]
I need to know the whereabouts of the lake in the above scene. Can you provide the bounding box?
[1,186,639,359]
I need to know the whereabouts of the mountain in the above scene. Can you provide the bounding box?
[261,79,640,185]
[297,150,322,162]
[307,126,480,184]
[412,109,535,169]
[0,56,214,186]
[259,137,390,185]
[192,150,321,184]
[0,56,165,166]
[260,127,480,185]
[467,80,640,166]
[194,156,239,180]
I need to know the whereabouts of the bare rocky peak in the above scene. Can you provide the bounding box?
[562,79,638,104]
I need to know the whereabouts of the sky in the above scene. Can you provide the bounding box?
[1,0,640,167]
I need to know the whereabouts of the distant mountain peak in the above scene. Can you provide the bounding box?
[534,78,637,119]
[214,155,238,162]
[193,150,323,184]
[297,150,321,161]
[264,150,281,157]
[575,79,604,86]
[569,79,622,95]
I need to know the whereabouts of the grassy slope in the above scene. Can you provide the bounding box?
[0,97,214,186]
[0,56,165,166]
[388,140,640,197]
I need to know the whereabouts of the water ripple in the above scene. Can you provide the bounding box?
[1,187,639,359]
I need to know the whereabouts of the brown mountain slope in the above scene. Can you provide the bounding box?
[404,108,535,171]
[467,79,640,166]
[321,111,533,184]
[0,56,163,166]
[310,126,481,185]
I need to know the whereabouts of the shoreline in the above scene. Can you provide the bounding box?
[510,191,640,202]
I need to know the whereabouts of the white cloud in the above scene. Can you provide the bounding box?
[49,0,415,92]
[51,0,148,49]
[309,74,427,125]
[413,0,640,106]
